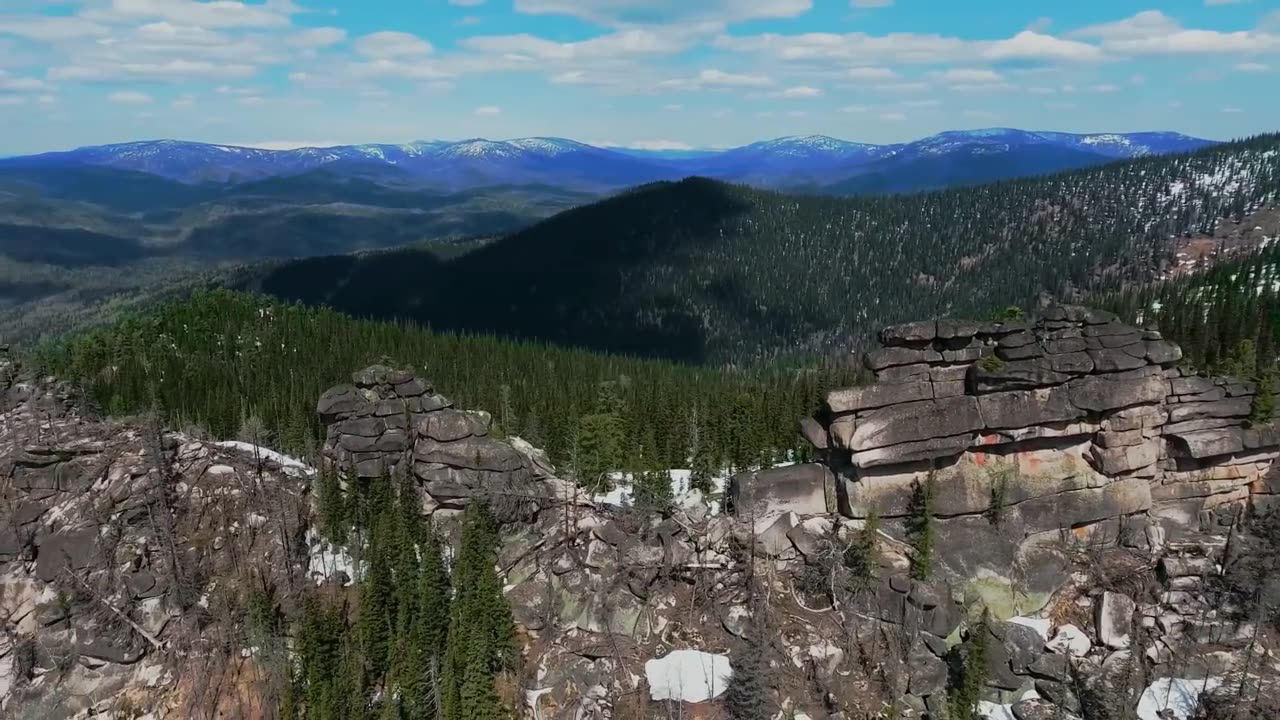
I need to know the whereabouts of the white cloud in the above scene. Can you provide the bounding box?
[0,15,108,40]
[108,90,153,105]
[880,111,906,120]
[0,95,26,106]
[0,71,45,91]
[1045,100,1076,110]
[1236,61,1269,71]
[847,66,899,81]
[625,139,692,150]
[839,104,867,112]
[459,29,685,64]
[981,31,1104,62]
[474,105,501,115]
[935,68,1003,83]
[1222,106,1243,112]
[787,109,807,117]
[450,0,486,5]
[290,27,347,49]
[171,94,196,109]
[1072,10,1280,55]
[1205,0,1250,5]
[511,0,813,28]
[94,0,300,30]
[355,31,433,58]
[851,0,892,7]
[660,68,774,90]
[663,103,682,110]
[1090,83,1121,93]
[779,84,821,97]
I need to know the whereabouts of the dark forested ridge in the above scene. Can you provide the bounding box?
[248,134,1280,364]
[38,289,857,474]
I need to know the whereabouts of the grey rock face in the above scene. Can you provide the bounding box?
[727,463,832,517]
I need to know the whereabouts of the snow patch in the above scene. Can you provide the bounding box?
[1009,616,1052,640]
[212,441,315,477]
[1137,677,1222,720]
[644,649,732,703]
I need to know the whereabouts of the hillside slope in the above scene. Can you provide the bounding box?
[248,134,1280,363]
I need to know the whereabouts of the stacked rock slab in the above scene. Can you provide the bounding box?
[317,365,554,517]
[806,306,1280,600]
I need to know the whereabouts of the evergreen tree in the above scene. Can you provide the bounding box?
[948,609,992,720]
[907,473,937,581]
[359,511,395,685]
[724,598,770,720]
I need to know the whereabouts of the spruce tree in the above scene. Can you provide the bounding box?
[724,597,770,720]
[359,510,395,685]
[907,473,937,581]
[948,610,992,720]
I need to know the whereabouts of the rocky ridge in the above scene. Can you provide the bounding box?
[4,308,1280,720]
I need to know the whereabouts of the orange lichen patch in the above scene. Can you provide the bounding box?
[169,654,274,719]
[1072,526,1091,540]
[973,452,988,466]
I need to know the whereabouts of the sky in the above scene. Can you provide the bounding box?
[0,1,1278,154]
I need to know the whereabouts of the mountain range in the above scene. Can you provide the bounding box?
[0,129,1216,193]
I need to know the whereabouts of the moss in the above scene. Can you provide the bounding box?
[979,354,1007,373]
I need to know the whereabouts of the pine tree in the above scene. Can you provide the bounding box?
[907,473,937,581]
[948,609,992,720]
[724,597,770,720]
[359,510,395,685]
[317,464,350,544]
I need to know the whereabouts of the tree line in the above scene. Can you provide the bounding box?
[35,289,861,478]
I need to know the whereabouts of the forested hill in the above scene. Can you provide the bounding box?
[247,134,1280,364]
[1104,242,1280,378]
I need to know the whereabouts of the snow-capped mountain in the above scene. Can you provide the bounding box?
[0,129,1219,193]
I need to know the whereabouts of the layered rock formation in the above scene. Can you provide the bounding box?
[783,306,1280,610]
[318,365,557,519]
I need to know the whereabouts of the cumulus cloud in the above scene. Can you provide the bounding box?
[355,31,433,58]
[91,0,300,29]
[1071,10,1280,55]
[660,68,774,90]
[0,15,108,40]
[981,31,1104,62]
[512,0,812,28]
[289,27,347,49]
[847,66,899,81]
[0,71,45,91]
[778,84,822,97]
[108,90,153,104]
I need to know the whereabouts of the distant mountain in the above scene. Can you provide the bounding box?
[0,129,1219,195]
[243,134,1280,364]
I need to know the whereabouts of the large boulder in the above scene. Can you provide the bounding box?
[727,464,832,518]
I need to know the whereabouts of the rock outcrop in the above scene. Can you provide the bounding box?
[790,306,1280,611]
[319,364,557,520]
[0,350,313,718]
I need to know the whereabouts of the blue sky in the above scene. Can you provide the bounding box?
[0,0,1277,154]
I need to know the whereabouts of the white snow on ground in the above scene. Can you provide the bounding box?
[1137,677,1222,720]
[644,650,732,703]
[213,441,315,477]
[1046,623,1092,657]
[979,701,1016,720]
[594,461,798,510]
[1009,616,1052,640]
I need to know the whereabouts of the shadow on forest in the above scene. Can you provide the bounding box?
[247,177,756,364]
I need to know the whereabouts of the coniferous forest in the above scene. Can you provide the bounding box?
[37,289,859,474]
[280,463,513,720]
[1103,243,1280,378]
